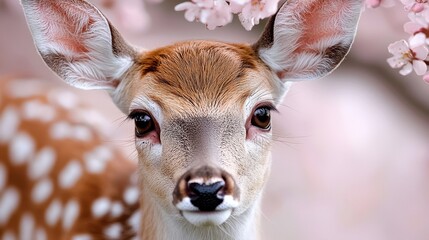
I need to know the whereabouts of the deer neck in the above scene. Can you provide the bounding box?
[139,188,262,240]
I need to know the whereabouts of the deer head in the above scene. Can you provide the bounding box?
[20,0,362,238]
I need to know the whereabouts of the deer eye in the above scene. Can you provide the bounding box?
[251,107,271,130]
[129,111,156,137]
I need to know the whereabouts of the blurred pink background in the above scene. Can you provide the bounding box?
[1,1,429,239]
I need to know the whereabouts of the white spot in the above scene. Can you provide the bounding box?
[35,228,47,240]
[91,197,111,218]
[0,163,7,192]
[49,121,92,141]
[6,80,45,98]
[19,213,35,240]
[58,160,82,189]
[8,132,35,165]
[62,199,80,230]
[110,202,124,218]
[22,100,56,122]
[28,147,56,180]
[71,109,110,134]
[103,223,122,239]
[123,187,139,205]
[73,126,92,141]
[50,121,71,140]
[31,178,53,204]
[1,231,16,240]
[84,146,112,174]
[71,234,92,240]
[0,187,20,225]
[0,106,20,143]
[45,199,62,227]
[48,90,78,110]
[128,210,141,234]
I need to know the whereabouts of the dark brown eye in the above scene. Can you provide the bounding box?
[130,111,156,137]
[251,107,271,129]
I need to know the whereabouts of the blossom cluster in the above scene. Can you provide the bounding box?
[174,0,279,30]
[369,0,429,83]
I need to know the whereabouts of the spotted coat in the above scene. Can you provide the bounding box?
[0,79,140,240]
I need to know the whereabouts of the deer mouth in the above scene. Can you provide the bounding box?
[175,195,239,226]
[181,209,233,226]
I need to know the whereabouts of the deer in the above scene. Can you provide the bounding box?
[1,0,362,239]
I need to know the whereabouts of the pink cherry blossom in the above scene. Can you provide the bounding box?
[401,0,428,13]
[387,40,429,75]
[409,32,428,48]
[175,0,233,30]
[365,0,395,8]
[237,0,280,31]
[404,14,428,35]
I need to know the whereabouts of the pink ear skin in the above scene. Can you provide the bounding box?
[254,0,363,82]
[21,0,136,90]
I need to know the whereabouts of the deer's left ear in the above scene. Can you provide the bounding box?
[253,0,362,82]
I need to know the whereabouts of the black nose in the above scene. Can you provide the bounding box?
[188,181,224,211]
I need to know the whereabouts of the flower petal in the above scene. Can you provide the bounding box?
[409,33,427,48]
[413,45,429,59]
[387,56,407,68]
[399,63,413,75]
[388,40,409,54]
[404,22,423,35]
[413,60,427,75]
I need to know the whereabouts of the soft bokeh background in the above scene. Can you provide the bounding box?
[1,1,429,239]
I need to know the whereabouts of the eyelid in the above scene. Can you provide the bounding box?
[128,110,149,120]
[255,103,278,113]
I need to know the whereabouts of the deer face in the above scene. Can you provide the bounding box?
[20,0,362,230]
[113,41,283,226]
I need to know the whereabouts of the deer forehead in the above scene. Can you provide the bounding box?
[119,41,277,118]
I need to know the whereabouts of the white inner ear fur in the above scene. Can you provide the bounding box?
[21,0,133,90]
[258,0,362,82]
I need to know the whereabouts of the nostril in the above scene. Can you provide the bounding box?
[188,181,225,211]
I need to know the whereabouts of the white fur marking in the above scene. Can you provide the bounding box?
[48,90,78,110]
[35,228,47,240]
[19,213,35,240]
[9,132,35,165]
[58,160,82,189]
[28,147,56,180]
[123,187,139,205]
[176,197,199,211]
[6,80,45,98]
[216,195,240,210]
[182,209,232,226]
[127,210,141,234]
[91,197,111,218]
[71,235,92,240]
[45,199,62,227]
[110,202,124,218]
[32,178,53,204]
[62,200,80,230]
[50,122,92,141]
[2,231,16,240]
[73,126,92,141]
[84,146,112,174]
[103,223,122,239]
[0,187,20,225]
[0,106,20,143]
[22,100,56,122]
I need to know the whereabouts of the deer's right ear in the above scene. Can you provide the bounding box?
[253,0,362,83]
[20,0,136,90]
